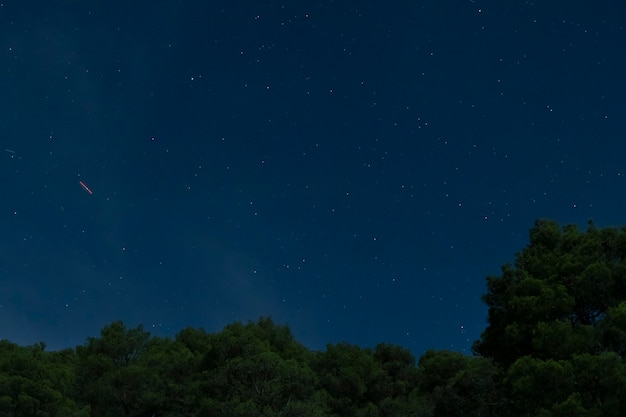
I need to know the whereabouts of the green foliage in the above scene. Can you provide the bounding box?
[570,352,626,416]
[504,356,575,413]
[193,318,321,416]
[0,340,88,417]
[475,219,626,365]
[473,219,626,415]
[4,219,626,416]
[600,301,626,356]
[75,321,157,417]
[416,350,502,417]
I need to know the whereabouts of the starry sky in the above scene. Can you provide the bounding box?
[2,1,625,356]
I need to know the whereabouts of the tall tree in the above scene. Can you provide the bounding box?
[75,321,156,417]
[474,219,626,365]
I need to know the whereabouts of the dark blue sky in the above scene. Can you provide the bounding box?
[2,1,625,356]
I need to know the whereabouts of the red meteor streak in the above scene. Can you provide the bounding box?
[79,180,93,195]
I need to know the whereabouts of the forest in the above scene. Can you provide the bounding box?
[1,219,626,417]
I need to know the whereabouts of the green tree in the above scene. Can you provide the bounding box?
[0,340,88,417]
[138,336,200,416]
[504,356,574,415]
[471,219,626,414]
[416,350,502,417]
[372,343,418,400]
[312,341,422,417]
[75,321,155,417]
[599,301,626,356]
[474,219,626,365]
[197,318,324,417]
[312,343,378,417]
[570,352,626,416]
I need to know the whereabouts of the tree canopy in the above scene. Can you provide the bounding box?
[1,219,625,416]
[473,219,626,415]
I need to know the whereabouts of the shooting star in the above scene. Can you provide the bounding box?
[79,180,93,195]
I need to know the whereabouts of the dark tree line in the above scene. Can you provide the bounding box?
[1,219,625,416]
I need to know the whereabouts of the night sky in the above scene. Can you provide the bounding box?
[2,1,625,356]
